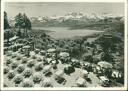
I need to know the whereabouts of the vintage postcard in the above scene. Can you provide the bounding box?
[0,0,127,90]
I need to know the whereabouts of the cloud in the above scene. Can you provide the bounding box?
[4,2,124,18]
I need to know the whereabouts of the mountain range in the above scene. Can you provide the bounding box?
[9,12,124,28]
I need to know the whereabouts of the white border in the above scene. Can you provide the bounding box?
[1,0,127,90]
[1,0,126,2]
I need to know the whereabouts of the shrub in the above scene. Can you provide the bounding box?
[35,62,43,71]
[11,61,19,69]
[23,68,32,78]
[27,60,35,68]
[4,66,9,74]
[7,70,15,79]
[22,57,28,63]
[17,64,25,73]
[33,73,42,83]
[22,79,33,87]
[13,74,23,84]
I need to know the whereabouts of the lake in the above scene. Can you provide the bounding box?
[32,27,103,39]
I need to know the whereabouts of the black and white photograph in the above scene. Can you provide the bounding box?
[1,0,127,90]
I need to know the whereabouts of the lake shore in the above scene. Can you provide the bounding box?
[31,27,103,39]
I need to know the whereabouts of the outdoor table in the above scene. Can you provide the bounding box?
[81,70,88,78]
[42,78,52,87]
[43,65,52,76]
[76,77,86,87]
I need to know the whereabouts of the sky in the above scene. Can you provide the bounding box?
[4,2,124,18]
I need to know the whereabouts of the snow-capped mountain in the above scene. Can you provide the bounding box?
[9,12,124,27]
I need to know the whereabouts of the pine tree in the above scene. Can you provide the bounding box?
[4,11,12,46]
[4,11,10,29]
[15,13,24,37]
[23,13,32,37]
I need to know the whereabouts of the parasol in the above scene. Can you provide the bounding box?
[72,59,79,63]
[82,70,88,75]
[47,48,56,53]
[83,62,90,66]
[76,77,86,85]
[42,78,52,87]
[55,70,64,77]
[98,61,113,69]
[23,45,30,49]
[99,76,109,81]
[43,65,52,71]
[59,52,69,58]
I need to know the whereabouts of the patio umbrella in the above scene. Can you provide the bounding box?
[10,36,18,42]
[83,62,90,66]
[99,76,109,81]
[43,78,51,83]
[98,61,113,69]
[23,45,30,49]
[43,65,52,72]
[81,70,88,75]
[64,64,72,69]
[47,48,56,53]
[51,60,56,64]
[47,58,52,63]
[40,50,46,55]
[22,78,33,87]
[17,44,24,47]
[59,52,69,58]
[64,64,75,74]
[56,47,67,52]
[76,77,86,86]
[42,78,52,87]
[112,70,122,78]
[55,70,64,77]
[72,59,79,63]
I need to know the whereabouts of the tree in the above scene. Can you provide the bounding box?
[4,11,10,29]
[23,13,32,37]
[15,13,32,37]
[95,33,122,53]
[82,53,93,63]
[15,13,24,37]
[26,17,32,30]
[94,33,123,63]
[22,13,27,36]
[4,11,14,46]
[75,38,84,53]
